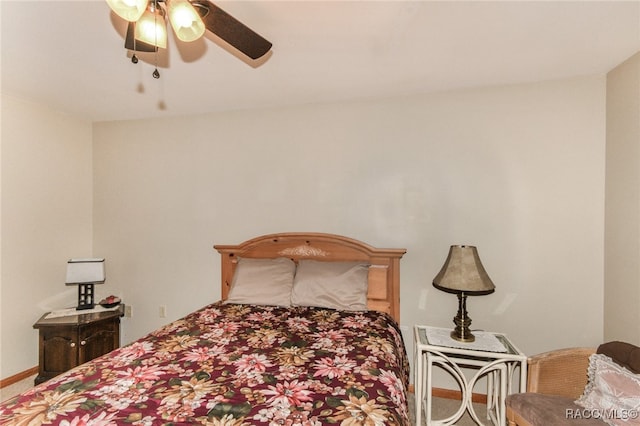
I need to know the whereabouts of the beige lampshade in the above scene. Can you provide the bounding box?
[135,4,168,49]
[433,245,495,294]
[167,0,206,42]
[106,0,148,22]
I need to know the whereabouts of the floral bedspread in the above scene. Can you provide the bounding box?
[0,303,409,425]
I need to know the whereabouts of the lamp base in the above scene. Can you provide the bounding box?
[450,292,475,343]
[450,328,475,343]
[76,283,96,311]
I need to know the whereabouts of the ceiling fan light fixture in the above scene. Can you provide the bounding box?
[167,0,206,42]
[106,0,149,22]
[134,2,168,49]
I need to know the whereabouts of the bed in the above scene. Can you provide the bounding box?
[0,232,408,425]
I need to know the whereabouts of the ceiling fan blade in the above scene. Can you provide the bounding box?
[193,0,272,60]
[124,22,158,53]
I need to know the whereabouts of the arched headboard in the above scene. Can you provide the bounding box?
[214,232,406,323]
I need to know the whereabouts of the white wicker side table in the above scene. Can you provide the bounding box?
[413,325,527,426]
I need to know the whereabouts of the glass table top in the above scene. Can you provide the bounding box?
[418,326,521,356]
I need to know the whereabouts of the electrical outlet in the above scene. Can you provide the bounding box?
[159,305,167,318]
[125,305,132,318]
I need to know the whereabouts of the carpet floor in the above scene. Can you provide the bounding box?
[409,393,488,425]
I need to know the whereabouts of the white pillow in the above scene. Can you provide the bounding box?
[575,353,640,426]
[291,260,369,311]
[225,257,296,307]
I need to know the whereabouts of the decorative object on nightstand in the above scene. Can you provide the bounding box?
[99,295,121,308]
[432,245,495,342]
[66,258,105,310]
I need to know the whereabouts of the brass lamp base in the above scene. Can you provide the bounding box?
[451,328,475,342]
[450,292,475,343]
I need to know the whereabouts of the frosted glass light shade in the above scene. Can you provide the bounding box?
[135,6,168,49]
[106,0,148,22]
[167,0,205,42]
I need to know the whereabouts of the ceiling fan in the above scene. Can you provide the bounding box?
[107,0,272,72]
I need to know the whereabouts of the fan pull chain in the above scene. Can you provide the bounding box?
[152,0,160,79]
[132,22,139,64]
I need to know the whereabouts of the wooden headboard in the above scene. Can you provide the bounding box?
[214,233,407,323]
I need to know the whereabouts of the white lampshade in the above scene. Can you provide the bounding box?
[167,0,205,42]
[66,258,106,284]
[106,0,148,22]
[135,4,168,49]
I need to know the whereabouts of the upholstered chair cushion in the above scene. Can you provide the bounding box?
[506,393,604,425]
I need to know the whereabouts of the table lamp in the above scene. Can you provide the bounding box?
[432,245,495,342]
[66,258,105,310]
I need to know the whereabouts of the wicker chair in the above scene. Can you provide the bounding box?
[506,341,640,426]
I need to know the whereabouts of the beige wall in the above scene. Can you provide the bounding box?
[93,75,606,366]
[0,74,608,380]
[4,55,640,387]
[0,95,93,378]
[605,52,640,343]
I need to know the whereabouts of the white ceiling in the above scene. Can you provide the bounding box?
[2,1,639,123]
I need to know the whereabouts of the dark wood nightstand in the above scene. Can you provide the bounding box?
[33,305,124,385]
